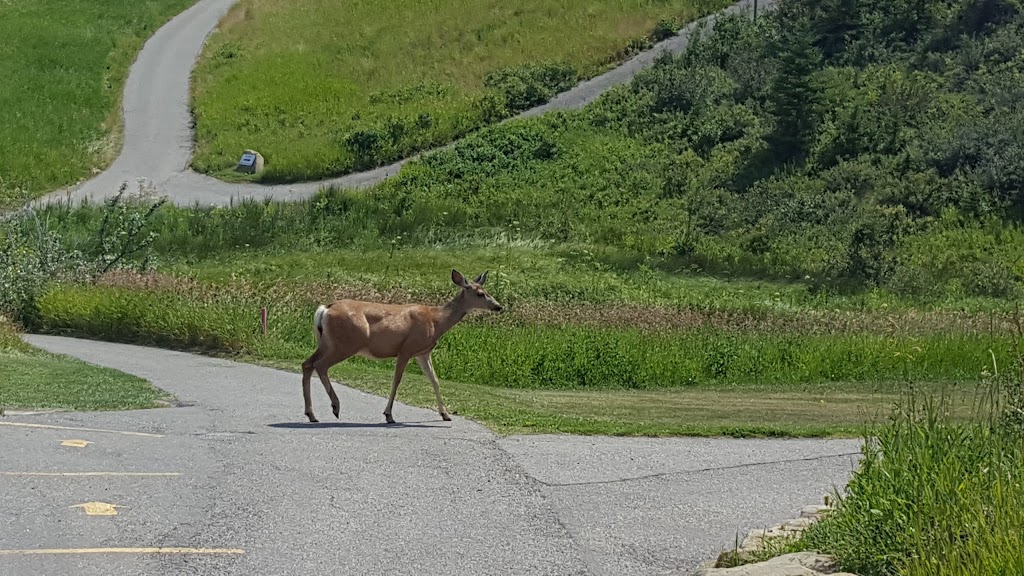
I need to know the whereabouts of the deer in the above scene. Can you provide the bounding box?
[300,269,504,424]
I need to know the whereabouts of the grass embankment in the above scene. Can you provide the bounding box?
[753,343,1024,575]
[0,319,171,413]
[189,0,727,182]
[0,0,196,208]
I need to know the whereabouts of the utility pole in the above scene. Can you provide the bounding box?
[753,0,759,21]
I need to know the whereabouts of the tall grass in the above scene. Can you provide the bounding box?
[0,0,196,207]
[188,0,727,181]
[800,332,1024,575]
[34,282,1013,391]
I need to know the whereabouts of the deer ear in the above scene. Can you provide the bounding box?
[473,271,488,285]
[452,269,469,287]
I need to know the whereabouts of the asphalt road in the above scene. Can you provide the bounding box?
[36,0,779,209]
[1,335,860,576]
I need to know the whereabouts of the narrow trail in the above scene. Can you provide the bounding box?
[35,0,777,209]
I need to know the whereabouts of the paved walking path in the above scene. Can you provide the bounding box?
[0,335,860,575]
[35,0,777,208]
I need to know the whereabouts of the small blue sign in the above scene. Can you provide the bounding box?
[239,153,256,166]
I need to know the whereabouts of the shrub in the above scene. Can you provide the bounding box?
[482,61,578,114]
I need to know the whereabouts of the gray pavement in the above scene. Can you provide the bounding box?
[34,0,778,209]
[0,335,861,575]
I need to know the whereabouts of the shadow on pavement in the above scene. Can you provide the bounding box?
[267,420,447,430]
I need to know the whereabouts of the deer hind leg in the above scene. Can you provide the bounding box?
[301,350,322,423]
[383,355,411,424]
[416,353,451,421]
[313,350,354,420]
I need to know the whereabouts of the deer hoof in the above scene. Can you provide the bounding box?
[306,414,319,423]
[441,412,452,421]
[332,404,340,418]
[384,413,396,424]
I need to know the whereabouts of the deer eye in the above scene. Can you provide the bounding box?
[476,290,484,297]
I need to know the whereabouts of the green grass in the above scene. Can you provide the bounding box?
[254,354,946,437]
[0,0,197,208]
[26,280,1009,436]
[188,0,727,182]
[0,320,171,413]
[170,245,1024,316]
[794,369,1024,575]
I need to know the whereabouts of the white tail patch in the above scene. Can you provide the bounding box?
[312,305,328,345]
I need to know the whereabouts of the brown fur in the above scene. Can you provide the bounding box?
[300,269,503,423]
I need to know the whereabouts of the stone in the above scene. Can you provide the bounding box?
[696,552,858,576]
[781,517,816,531]
[801,505,832,520]
[235,149,265,174]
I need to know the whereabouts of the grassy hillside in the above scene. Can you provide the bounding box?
[4,0,1024,436]
[188,0,728,182]
[0,0,196,208]
[0,319,170,412]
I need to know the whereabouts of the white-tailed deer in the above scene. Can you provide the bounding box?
[301,269,503,423]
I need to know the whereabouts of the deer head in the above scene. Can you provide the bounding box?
[451,269,503,312]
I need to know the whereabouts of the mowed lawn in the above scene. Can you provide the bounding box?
[189,0,727,182]
[0,0,196,208]
[0,321,171,413]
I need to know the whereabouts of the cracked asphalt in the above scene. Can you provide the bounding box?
[0,335,861,575]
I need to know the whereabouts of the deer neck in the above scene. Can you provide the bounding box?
[435,292,470,335]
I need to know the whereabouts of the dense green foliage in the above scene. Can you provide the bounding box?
[0,0,196,207]
[800,342,1024,575]
[36,0,1024,299]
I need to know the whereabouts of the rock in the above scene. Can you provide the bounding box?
[801,505,832,520]
[235,149,265,174]
[696,552,858,576]
[781,517,816,531]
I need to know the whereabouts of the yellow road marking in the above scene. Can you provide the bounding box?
[71,502,123,516]
[0,547,244,556]
[60,439,92,448]
[0,422,164,438]
[0,472,180,477]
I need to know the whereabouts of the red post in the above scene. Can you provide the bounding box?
[260,307,268,335]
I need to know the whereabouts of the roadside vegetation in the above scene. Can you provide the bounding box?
[734,324,1024,575]
[0,0,196,209]
[0,317,170,413]
[4,0,1023,436]
[188,0,728,182]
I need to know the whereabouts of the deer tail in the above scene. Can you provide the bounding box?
[312,304,328,347]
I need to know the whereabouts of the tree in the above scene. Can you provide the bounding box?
[767,6,823,164]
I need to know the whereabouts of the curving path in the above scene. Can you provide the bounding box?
[1,335,861,575]
[36,0,777,209]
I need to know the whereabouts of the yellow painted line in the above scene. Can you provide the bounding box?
[71,502,123,516]
[0,421,164,438]
[60,439,92,448]
[0,472,180,477]
[0,547,244,556]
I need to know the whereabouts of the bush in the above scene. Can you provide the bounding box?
[1,185,163,324]
[482,61,578,114]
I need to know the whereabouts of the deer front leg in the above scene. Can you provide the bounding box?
[416,353,451,421]
[383,355,411,424]
[301,355,319,423]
